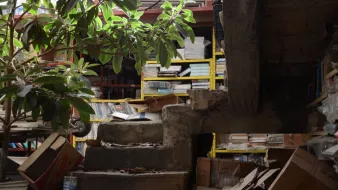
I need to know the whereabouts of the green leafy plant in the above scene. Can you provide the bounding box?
[0,0,195,181]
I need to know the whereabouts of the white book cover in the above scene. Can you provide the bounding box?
[179,68,191,77]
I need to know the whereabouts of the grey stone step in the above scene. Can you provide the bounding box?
[84,146,174,171]
[97,121,163,144]
[70,171,189,190]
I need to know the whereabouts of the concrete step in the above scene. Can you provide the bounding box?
[84,146,174,171]
[70,171,189,190]
[97,121,163,144]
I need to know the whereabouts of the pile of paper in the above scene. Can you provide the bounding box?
[184,37,207,59]
[190,63,210,76]
[192,80,210,89]
[216,58,226,77]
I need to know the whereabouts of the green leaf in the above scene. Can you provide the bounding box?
[12,97,23,118]
[0,74,16,82]
[101,1,113,22]
[77,58,84,68]
[32,107,40,121]
[161,0,172,10]
[95,17,103,29]
[78,88,95,95]
[112,54,123,73]
[182,9,196,23]
[134,11,144,20]
[82,70,98,76]
[99,50,113,64]
[180,23,195,43]
[59,99,70,129]
[159,41,169,67]
[68,96,95,114]
[41,100,55,121]
[114,0,139,12]
[87,6,98,22]
[34,76,65,84]
[14,38,23,48]
[78,110,90,123]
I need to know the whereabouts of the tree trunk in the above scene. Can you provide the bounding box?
[0,127,10,181]
[223,0,261,115]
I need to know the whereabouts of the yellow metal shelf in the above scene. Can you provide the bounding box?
[215,76,224,80]
[90,99,141,103]
[144,93,189,97]
[146,59,211,64]
[215,149,267,154]
[144,76,210,81]
[75,138,95,142]
[215,52,224,56]
[90,119,111,122]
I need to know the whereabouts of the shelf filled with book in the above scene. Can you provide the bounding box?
[215,150,267,154]
[146,59,211,64]
[144,93,189,97]
[143,76,211,81]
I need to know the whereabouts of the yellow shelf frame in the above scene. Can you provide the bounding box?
[146,59,211,64]
[215,76,224,80]
[144,93,189,97]
[90,99,141,103]
[215,149,267,154]
[143,76,210,81]
[215,52,224,56]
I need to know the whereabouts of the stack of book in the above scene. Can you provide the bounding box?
[227,133,249,150]
[143,64,159,78]
[267,134,284,148]
[190,63,210,76]
[248,134,267,150]
[184,37,206,59]
[192,80,209,89]
[173,84,191,94]
[216,58,226,77]
[89,102,136,120]
[158,66,182,77]
[143,81,172,95]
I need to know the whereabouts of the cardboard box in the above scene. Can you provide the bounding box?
[283,134,311,148]
[196,158,256,188]
[18,133,83,190]
[128,94,181,112]
[269,148,337,190]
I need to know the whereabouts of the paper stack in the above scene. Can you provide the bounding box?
[192,80,209,89]
[143,81,172,95]
[184,37,206,59]
[190,63,210,76]
[227,133,249,150]
[173,84,191,94]
[158,65,182,77]
[267,134,284,148]
[216,58,226,77]
[248,134,267,150]
[143,64,160,77]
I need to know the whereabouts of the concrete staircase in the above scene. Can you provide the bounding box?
[70,120,191,190]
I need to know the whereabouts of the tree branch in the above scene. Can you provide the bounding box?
[13,6,32,29]
[142,0,162,11]
[0,117,6,125]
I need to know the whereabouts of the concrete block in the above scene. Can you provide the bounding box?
[84,146,174,171]
[71,171,189,190]
[97,121,163,144]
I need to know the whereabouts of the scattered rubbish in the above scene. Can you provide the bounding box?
[18,133,83,190]
[101,141,162,148]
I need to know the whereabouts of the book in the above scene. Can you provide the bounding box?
[179,68,191,77]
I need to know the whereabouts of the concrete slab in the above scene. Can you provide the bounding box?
[97,121,163,144]
[84,146,175,171]
[70,171,189,190]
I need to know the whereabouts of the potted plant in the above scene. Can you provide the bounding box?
[0,0,196,181]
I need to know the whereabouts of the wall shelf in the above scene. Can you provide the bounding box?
[144,93,189,97]
[146,59,211,64]
[143,76,210,81]
[215,149,267,154]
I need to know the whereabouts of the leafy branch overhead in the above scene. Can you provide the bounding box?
[0,0,195,129]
